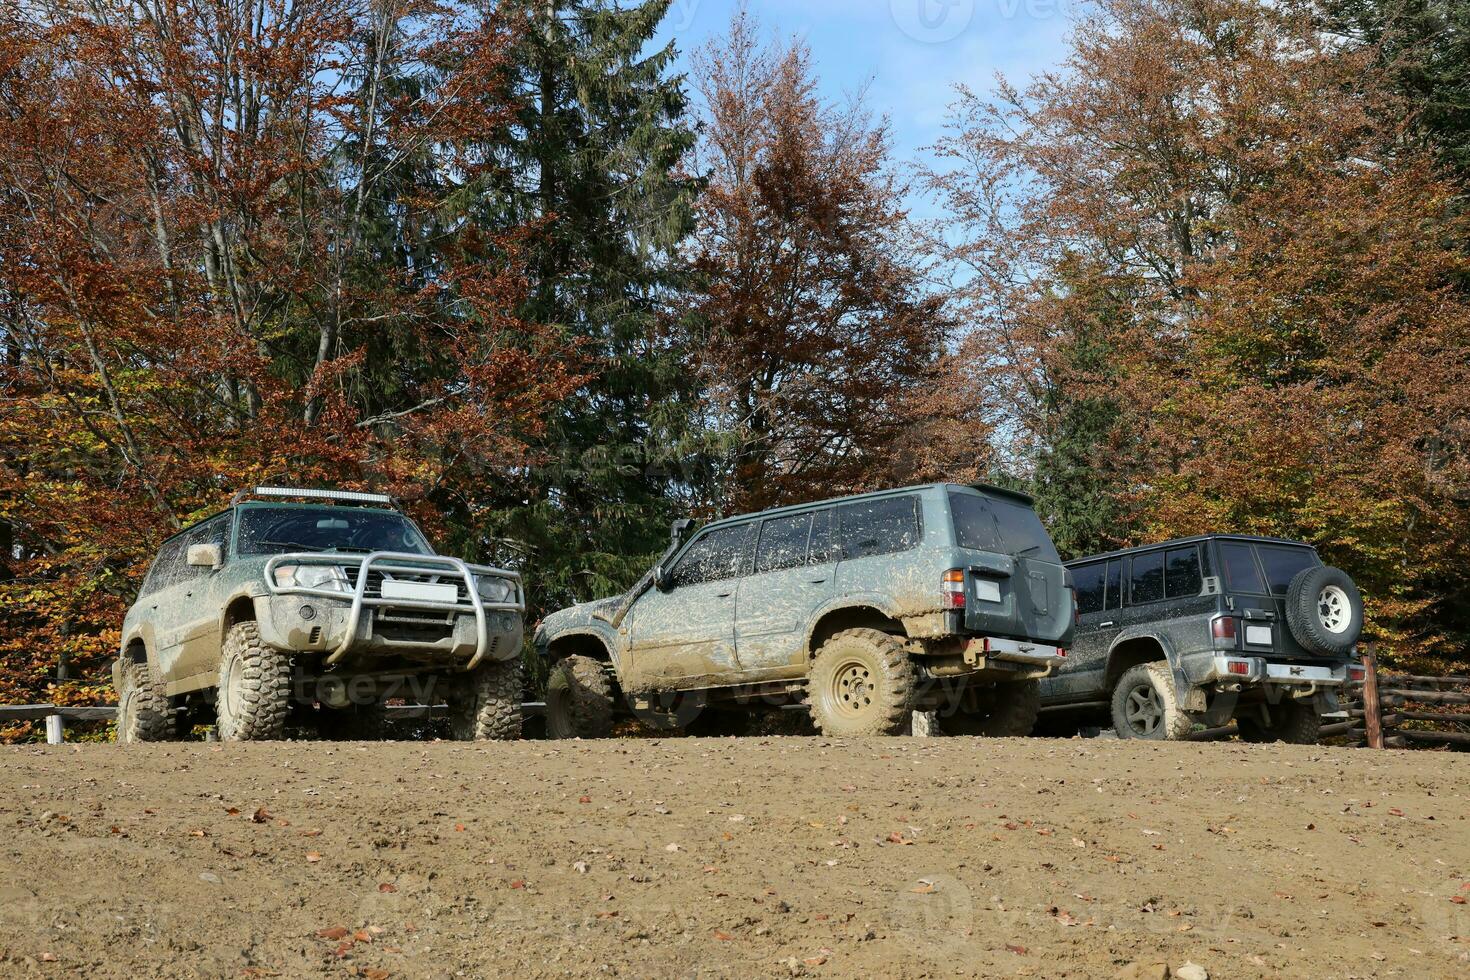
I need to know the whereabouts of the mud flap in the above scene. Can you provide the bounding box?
[1317,688,1345,718]
[1201,689,1238,728]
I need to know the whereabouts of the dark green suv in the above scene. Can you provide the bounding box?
[113,487,525,742]
[1042,535,1365,743]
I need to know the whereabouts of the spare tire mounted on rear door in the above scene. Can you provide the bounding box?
[1284,565,1363,656]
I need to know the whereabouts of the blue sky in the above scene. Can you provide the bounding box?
[653,0,1079,216]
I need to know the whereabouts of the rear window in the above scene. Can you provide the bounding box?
[1073,562,1106,615]
[1218,541,1266,594]
[948,491,1060,563]
[1164,546,1203,598]
[1130,551,1166,604]
[1257,545,1317,596]
[754,513,814,574]
[836,496,921,560]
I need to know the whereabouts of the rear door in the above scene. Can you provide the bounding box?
[734,509,835,678]
[1219,541,1321,659]
[949,489,1072,645]
[624,523,755,689]
[1045,558,1123,703]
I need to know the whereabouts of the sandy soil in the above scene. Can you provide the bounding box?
[0,736,1466,979]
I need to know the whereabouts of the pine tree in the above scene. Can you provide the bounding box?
[479,0,706,611]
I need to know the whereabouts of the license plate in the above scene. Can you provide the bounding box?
[1245,625,1272,646]
[974,579,1002,603]
[380,579,457,603]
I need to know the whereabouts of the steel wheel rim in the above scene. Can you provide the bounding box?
[1124,683,1163,736]
[1318,585,1350,634]
[830,659,874,718]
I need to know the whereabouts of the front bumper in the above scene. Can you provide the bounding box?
[261,551,524,670]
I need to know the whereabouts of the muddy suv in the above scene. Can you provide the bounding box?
[113,487,525,742]
[1040,535,1365,743]
[534,484,1076,738]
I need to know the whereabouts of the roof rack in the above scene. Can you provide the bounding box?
[230,486,400,509]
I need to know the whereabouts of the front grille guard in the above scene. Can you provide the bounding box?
[263,551,523,670]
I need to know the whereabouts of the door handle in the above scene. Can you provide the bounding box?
[715,590,734,598]
[1099,621,1115,628]
[807,577,827,584]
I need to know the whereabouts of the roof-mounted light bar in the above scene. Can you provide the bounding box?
[231,486,398,507]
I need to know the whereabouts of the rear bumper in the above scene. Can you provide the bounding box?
[1201,655,1352,690]
[961,636,1066,673]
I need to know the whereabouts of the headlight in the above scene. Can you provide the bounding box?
[272,564,350,592]
[476,576,515,604]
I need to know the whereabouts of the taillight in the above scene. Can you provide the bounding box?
[1211,616,1237,640]
[1348,664,1366,682]
[1226,660,1249,675]
[942,568,966,610]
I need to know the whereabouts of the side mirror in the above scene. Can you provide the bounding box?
[187,543,222,568]
[653,563,673,592]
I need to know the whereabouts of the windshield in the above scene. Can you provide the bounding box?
[235,507,432,557]
[948,490,1061,564]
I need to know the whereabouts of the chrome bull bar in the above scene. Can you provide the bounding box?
[263,551,523,670]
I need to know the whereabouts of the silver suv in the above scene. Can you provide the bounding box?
[535,483,1077,738]
[113,487,524,742]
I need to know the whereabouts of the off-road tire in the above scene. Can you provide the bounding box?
[545,655,614,739]
[114,657,172,743]
[317,702,389,741]
[935,679,1041,737]
[1110,662,1192,741]
[808,628,915,737]
[1285,565,1363,657]
[214,621,292,741]
[1237,699,1321,745]
[447,658,524,741]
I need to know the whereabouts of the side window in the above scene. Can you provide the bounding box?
[670,524,754,588]
[807,509,833,564]
[754,514,813,574]
[1104,560,1123,610]
[1129,551,1165,604]
[142,538,186,596]
[1218,542,1266,594]
[836,495,921,560]
[1164,546,1202,599]
[1072,563,1106,616]
[1256,545,1317,596]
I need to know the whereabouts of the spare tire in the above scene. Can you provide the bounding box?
[1285,565,1363,656]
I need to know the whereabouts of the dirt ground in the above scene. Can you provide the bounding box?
[0,737,1466,979]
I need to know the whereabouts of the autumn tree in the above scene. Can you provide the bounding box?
[926,0,1470,665]
[688,11,947,512]
[0,0,581,727]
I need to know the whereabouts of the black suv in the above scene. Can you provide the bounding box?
[1038,535,1365,743]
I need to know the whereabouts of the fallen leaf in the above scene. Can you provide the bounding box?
[578,796,591,804]
[316,926,350,940]
[378,883,397,893]
[353,930,372,943]
[305,851,321,863]
[909,883,936,895]
[251,807,271,824]
[1005,944,1028,955]
[301,828,322,837]
[225,807,240,816]
[713,929,734,941]
[510,879,526,889]
[454,823,466,832]
[361,970,390,980]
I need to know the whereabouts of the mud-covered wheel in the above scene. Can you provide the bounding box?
[935,679,1040,737]
[1285,566,1363,656]
[447,658,523,741]
[1110,662,1192,740]
[114,657,172,743]
[1237,699,1320,745]
[808,629,915,737]
[317,702,389,741]
[545,655,614,739]
[215,621,292,741]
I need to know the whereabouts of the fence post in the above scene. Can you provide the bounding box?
[45,713,64,745]
[1362,644,1384,750]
